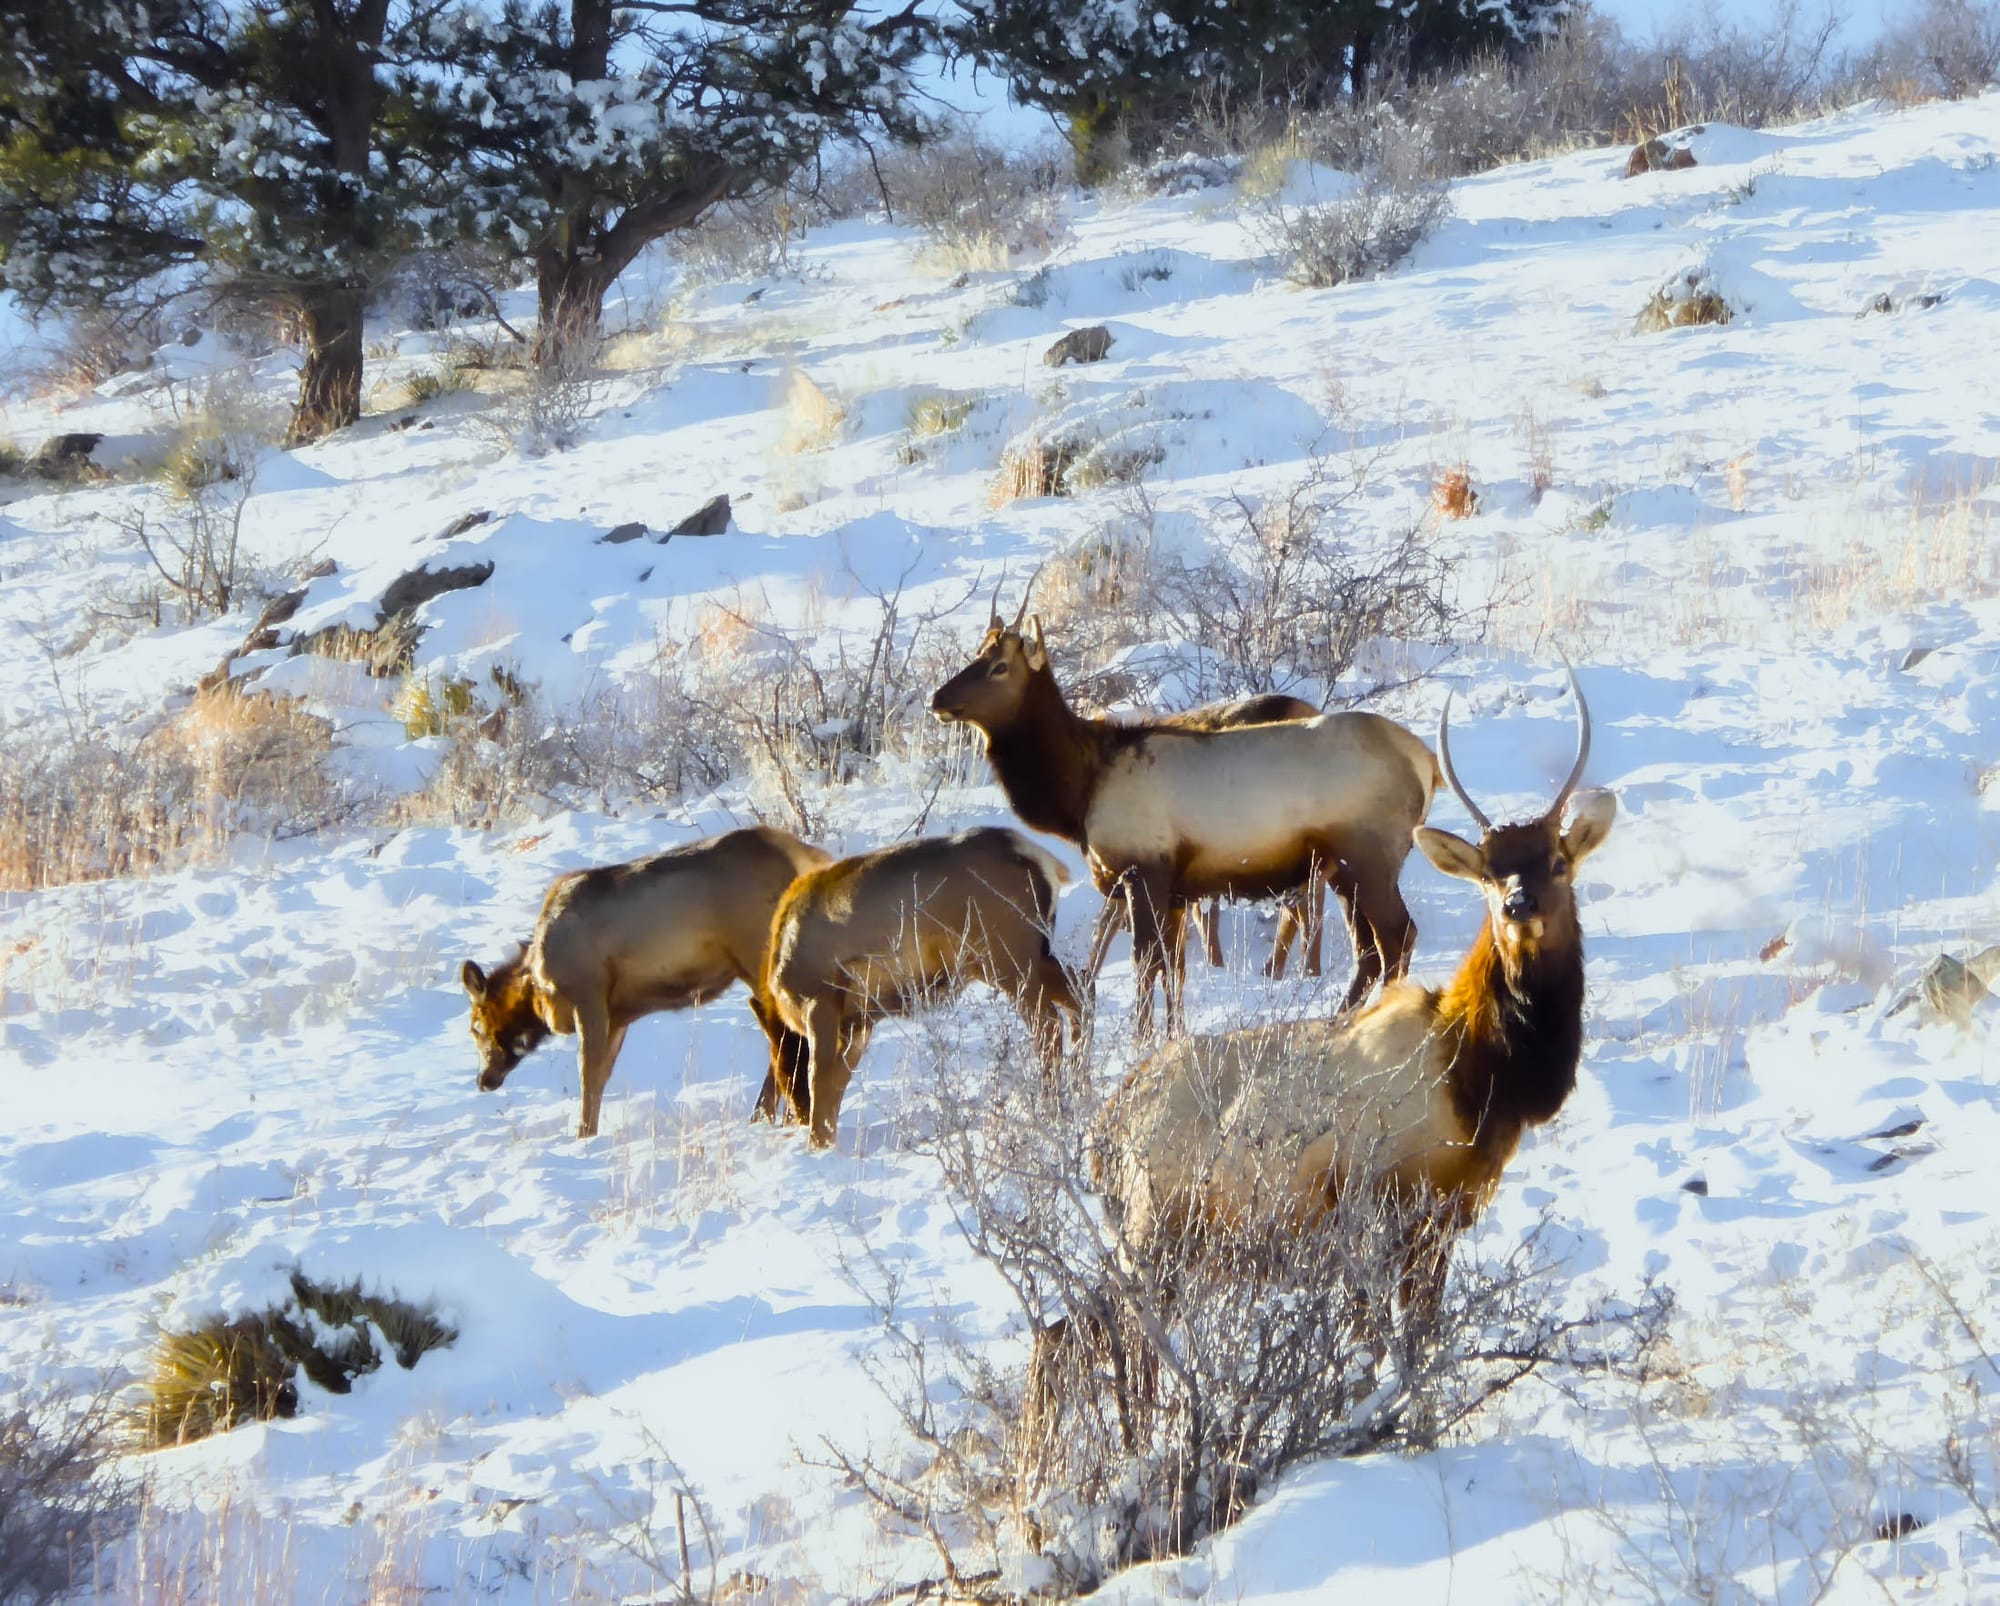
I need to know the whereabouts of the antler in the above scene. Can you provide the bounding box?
[989,574,1006,630]
[1553,657,1591,816]
[1436,690,1492,835]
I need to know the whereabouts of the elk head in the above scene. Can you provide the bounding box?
[1413,666,1615,968]
[461,952,548,1091]
[929,578,1048,732]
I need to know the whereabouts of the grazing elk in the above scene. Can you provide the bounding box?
[460,826,829,1138]
[759,827,1084,1151]
[1094,667,1614,1312]
[929,595,1439,1033]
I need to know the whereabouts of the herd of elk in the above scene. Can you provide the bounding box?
[1094,668,1613,1310]
[456,596,1613,1340]
[928,591,1441,1033]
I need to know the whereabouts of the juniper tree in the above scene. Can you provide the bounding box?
[400,0,928,351]
[0,0,450,444]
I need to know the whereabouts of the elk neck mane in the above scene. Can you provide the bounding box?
[977,662,1128,845]
[1433,918,1586,1150]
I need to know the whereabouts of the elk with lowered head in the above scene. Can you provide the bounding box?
[461,825,829,1138]
[929,593,1439,1033]
[1094,666,1615,1310]
[759,826,1083,1151]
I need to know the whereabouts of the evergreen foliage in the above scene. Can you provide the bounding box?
[956,0,1568,182]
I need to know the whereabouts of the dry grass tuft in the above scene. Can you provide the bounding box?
[0,687,350,891]
[1636,267,1734,333]
[776,369,848,456]
[1433,467,1480,518]
[989,436,1083,507]
[137,1273,455,1450]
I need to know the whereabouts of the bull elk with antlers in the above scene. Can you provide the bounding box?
[1095,666,1614,1309]
[930,591,1439,1033]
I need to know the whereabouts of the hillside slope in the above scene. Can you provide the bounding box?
[3,92,2000,1601]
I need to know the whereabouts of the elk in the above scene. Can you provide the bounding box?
[460,826,829,1138]
[1143,693,1327,980]
[759,827,1084,1151]
[929,595,1439,1033]
[1093,667,1614,1311]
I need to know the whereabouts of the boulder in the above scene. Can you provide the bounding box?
[1044,326,1113,367]
[665,492,732,538]
[29,432,105,482]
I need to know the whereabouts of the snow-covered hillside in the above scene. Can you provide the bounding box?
[4,90,2000,1601]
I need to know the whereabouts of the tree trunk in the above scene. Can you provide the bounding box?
[286,284,365,446]
[533,249,614,361]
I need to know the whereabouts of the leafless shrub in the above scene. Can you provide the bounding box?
[1253,126,1451,289]
[872,129,1070,270]
[478,309,602,457]
[384,244,524,340]
[672,189,818,286]
[692,577,968,836]
[113,465,271,626]
[0,1377,139,1605]
[1908,0,2000,97]
[1147,458,1470,704]
[827,1020,1673,1596]
[26,300,164,398]
[0,688,359,890]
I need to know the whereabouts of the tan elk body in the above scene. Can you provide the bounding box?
[931,600,1439,1031]
[1097,670,1615,1293]
[461,825,829,1137]
[760,827,1083,1150]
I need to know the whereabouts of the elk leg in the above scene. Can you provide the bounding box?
[1266,897,1299,980]
[749,1001,810,1125]
[1124,865,1177,1039]
[1194,898,1224,969]
[574,1007,623,1139]
[1083,883,1130,993]
[805,1002,854,1152]
[1342,847,1416,1012]
[1018,947,1083,1093]
[1304,868,1327,977]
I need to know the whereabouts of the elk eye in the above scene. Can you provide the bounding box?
[988,660,1010,678]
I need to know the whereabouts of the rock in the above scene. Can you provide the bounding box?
[601,521,649,544]
[1624,136,1699,177]
[29,432,105,482]
[663,493,732,539]
[378,560,495,618]
[1044,326,1113,367]
[436,509,493,541]
[1898,646,1933,672]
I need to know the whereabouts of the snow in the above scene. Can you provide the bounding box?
[5,87,2000,1601]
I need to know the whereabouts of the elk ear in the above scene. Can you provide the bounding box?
[1561,788,1617,864]
[461,959,488,999]
[1415,825,1486,883]
[1024,615,1048,671]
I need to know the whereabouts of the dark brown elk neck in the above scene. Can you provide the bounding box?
[977,669,1114,846]
[1436,921,1587,1149]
